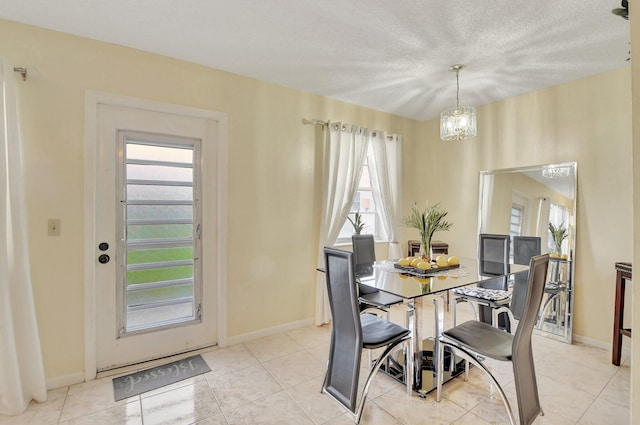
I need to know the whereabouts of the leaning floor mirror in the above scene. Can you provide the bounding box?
[478,162,577,343]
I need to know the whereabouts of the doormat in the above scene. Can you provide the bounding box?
[112,354,211,401]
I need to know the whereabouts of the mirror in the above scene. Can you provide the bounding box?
[478,162,577,343]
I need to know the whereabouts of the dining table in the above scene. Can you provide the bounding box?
[356,256,528,396]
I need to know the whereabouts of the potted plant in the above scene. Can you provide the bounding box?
[347,211,365,235]
[402,202,452,261]
[548,221,568,257]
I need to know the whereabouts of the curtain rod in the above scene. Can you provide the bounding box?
[302,118,328,127]
[13,67,27,81]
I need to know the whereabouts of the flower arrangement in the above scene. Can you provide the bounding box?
[548,221,568,256]
[347,211,365,235]
[402,202,452,260]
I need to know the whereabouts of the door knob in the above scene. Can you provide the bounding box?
[98,254,110,264]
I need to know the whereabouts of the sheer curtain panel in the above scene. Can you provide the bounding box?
[315,123,369,325]
[368,132,402,259]
[0,58,47,415]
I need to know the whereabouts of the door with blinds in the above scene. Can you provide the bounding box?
[94,102,219,371]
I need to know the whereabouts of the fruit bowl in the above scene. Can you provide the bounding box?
[393,262,460,277]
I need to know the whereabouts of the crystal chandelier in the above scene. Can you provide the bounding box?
[542,165,570,179]
[440,64,477,141]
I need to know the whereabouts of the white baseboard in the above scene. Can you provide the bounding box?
[46,372,85,390]
[225,318,315,347]
[573,333,631,357]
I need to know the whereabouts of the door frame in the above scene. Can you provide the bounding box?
[84,91,228,381]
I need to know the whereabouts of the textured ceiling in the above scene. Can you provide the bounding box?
[0,0,631,121]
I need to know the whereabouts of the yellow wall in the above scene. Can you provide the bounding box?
[0,18,633,388]
[404,67,632,347]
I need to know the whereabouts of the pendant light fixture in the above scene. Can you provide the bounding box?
[440,64,477,141]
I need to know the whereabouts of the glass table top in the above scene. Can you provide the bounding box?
[357,257,528,300]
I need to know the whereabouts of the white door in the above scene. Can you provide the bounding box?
[92,101,220,371]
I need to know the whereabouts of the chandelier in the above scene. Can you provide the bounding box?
[542,165,570,179]
[440,64,477,141]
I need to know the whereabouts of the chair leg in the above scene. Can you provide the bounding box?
[437,341,517,425]
[356,338,409,424]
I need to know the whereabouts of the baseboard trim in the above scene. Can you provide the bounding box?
[573,333,631,357]
[225,318,315,346]
[46,372,85,390]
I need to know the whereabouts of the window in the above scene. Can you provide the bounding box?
[548,202,569,253]
[337,147,381,242]
[118,132,202,334]
[510,203,524,238]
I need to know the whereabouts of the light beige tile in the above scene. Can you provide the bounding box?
[285,324,331,348]
[59,377,138,422]
[200,344,259,378]
[285,376,346,424]
[0,387,68,425]
[536,373,597,422]
[577,397,631,425]
[140,381,220,425]
[470,394,512,424]
[223,391,314,425]
[262,349,324,388]
[194,414,229,425]
[374,386,467,424]
[243,333,304,363]
[451,411,496,425]
[323,402,401,425]
[598,365,631,408]
[439,375,491,410]
[59,401,142,425]
[206,364,282,411]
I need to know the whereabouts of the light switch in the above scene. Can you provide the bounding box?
[48,219,60,236]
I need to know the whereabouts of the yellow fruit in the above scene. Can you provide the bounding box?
[399,273,409,279]
[398,257,412,267]
[447,256,460,266]
[410,258,423,267]
[435,255,448,268]
[561,254,568,259]
[416,261,431,270]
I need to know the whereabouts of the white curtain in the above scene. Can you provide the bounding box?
[535,197,551,251]
[368,131,403,259]
[0,59,47,415]
[315,122,369,325]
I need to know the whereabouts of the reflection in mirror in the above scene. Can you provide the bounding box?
[478,162,577,343]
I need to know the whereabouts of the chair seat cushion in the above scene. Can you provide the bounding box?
[359,291,404,308]
[453,287,511,302]
[360,313,410,349]
[443,320,514,361]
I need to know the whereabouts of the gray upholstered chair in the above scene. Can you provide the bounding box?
[352,234,404,318]
[322,247,412,424]
[452,234,511,330]
[436,254,550,425]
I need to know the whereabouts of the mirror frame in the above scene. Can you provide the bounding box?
[478,162,577,343]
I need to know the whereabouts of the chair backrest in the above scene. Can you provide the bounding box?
[323,247,363,413]
[513,236,541,265]
[511,236,542,319]
[511,254,550,425]
[352,234,377,295]
[478,234,510,276]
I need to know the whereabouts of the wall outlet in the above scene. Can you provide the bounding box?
[48,219,61,236]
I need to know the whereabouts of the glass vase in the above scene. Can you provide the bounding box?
[419,234,432,262]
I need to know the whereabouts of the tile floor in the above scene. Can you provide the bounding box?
[0,301,631,425]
